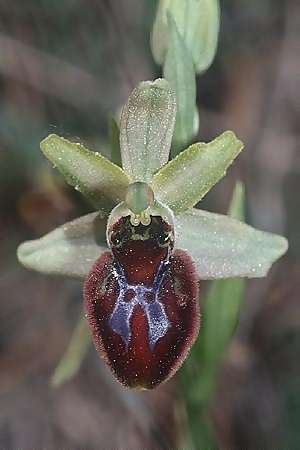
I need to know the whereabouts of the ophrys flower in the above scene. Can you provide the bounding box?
[17,78,288,389]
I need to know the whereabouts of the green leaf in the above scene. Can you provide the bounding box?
[200,278,245,370]
[40,134,130,213]
[164,13,197,157]
[152,131,244,214]
[174,207,288,279]
[151,0,220,74]
[181,275,245,418]
[52,315,92,387]
[17,212,107,278]
[120,78,176,183]
[107,114,122,167]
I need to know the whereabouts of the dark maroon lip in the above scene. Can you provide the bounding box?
[84,215,200,389]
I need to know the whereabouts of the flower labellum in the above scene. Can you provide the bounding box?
[84,193,200,389]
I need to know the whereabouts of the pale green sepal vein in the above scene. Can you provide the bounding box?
[17,212,107,279]
[40,134,130,213]
[152,131,244,214]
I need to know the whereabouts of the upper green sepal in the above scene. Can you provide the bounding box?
[152,131,244,214]
[40,134,130,213]
[120,78,176,183]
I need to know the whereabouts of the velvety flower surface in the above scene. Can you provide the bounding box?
[17,78,288,389]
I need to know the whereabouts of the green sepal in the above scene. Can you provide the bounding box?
[17,212,107,278]
[174,206,288,279]
[152,131,244,214]
[41,134,130,213]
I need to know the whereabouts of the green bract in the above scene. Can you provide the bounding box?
[164,14,196,154]
[18,79,288,282]
[152,1,220,155]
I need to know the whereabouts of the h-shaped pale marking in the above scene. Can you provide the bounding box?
[109,260,170,350]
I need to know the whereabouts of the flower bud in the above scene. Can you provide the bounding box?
[151,0,220,74]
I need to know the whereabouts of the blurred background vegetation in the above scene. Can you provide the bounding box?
[0,0,299,448]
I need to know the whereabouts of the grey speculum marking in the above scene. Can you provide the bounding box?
[109,260,170,350]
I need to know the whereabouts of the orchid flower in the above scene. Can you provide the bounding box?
[17,78,288,390]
